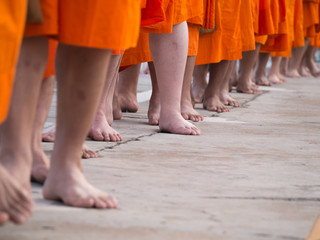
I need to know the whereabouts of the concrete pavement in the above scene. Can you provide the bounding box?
[1,74,319,240]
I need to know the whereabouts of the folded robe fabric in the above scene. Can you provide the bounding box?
[260,0,289,53]
[203,0,215,30]
[303,0,320,38]
[196,0,242,65]
[141,0,165,26]
[43,39,58,79]
[240,0,256,52]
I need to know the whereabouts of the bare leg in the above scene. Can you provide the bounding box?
[181,56,203,122]
[287,47,304,77]
[89,55,123,142]
[220,61,240,107]
[305,45,320,77]
[42,44,117,208]
[203,61,230,112]
[237,43,262,94]
[229,61,238,91]
[118,63,140,112]
[287,39,308,78]
[299,51,311,77]
[192,64,208,103]
[280,57,289,75]
[268,56,287,84]
[147,61,161,125]
[273,56,287,82]
[32,76,55,183]
[149,22,200,135]
[0,36,48,223]
[112,78,122,120]
[254,52,271,86]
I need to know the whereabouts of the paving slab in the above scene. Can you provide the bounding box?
[0,75,319,240]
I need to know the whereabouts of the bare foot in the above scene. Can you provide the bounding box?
[311,70,320,77]
[118,93,138,113]
[88,111,122,142]
[159,112,200,135]
[299,66,311,77]
[255,76,272,86]
[250,81,261,92]
[42,125,56,142]
[148,93,161,125]
[277,73,287,83]
[82,144,98,159]
[0,166,33,224]
[229,78,238,92]
[203,95,230,113]
[181,100,203,122]
[192,80,207,103]
[43,166,117,208]
[286,69,301,78]
[268,73,282,84]
[220,92,240,107]
[308,61,320,77]
[31,148,50,184]
[41,125,99,159]
[236,81,261,94]
[0,152,33,224]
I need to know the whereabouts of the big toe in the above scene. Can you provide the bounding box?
[100,195,118,209]
[64,196,95,208]
[148,117,159,125]
[190,126,201,135]
[0,212,9,225]
[181,113,189,120]
[109,133,121,142]
[82,150,98,159]
[9,207,30,224]
[89,130,104,141]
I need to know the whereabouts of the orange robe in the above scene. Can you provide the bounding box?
[25,0,141,51]
[260,0,289,53]
[292,0,305,48]
[240,0,256,52]
[0,0,27,123]
[303,0,320,46]
[120,0,203,67]
[196,0,242,65]
[254,0,273,45]
[43,39,58,79]
[259,0,304,57]
[258,0,276,35]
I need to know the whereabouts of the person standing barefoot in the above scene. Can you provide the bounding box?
[195,0,243,112]
[149,21,201,135]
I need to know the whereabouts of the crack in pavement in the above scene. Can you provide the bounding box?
[96,132,157,152]
[241,91,267,108]
[202,196,320,202]
[95,90,269,152]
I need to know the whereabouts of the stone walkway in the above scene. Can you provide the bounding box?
[1,75,319,240]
